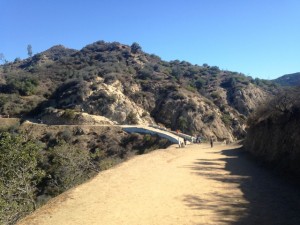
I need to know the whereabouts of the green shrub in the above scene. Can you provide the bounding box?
[98,157,120,170]
[141,111,148,117]
[63,109,76,120]
[126,111,138,124]
[185,85,196,93]
[0,132,45,224]
[131,42,142,54]
[57,129,73,143]
[6,76,39,96]
[178,116,188,132]
[195,78,206,89]
[221,114,232,127]
[45,142,94,196]
[211,91,220,99]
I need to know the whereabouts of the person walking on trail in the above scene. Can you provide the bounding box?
[210,137,214,148]
[197,135,202,143]
[178,138,182,148]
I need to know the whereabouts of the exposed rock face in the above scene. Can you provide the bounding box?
[40,109,115,125]
[227,83,270,115]
[84,78,154,125]
[151,90,237,142]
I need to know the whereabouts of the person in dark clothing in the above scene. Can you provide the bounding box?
[184,138,187,146]
[198,135,202,143]
[210,137,214,148]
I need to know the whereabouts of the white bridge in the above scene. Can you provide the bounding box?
[121,125,194,144]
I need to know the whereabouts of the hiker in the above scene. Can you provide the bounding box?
[210,137,214,148]
[199,136,202,143]
[197,135,202,143]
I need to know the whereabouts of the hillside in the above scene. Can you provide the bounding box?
[243,88,300,177]
[0,41,281,141]
[273,72,300,86]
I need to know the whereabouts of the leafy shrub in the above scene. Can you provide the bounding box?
[138,66,154,80]
[98,157,120,170]
[126,111,138,124]
[211,91,220,99]
[221,114,232,127]
[169,92,185,100]
[178,116,188,132]
[185,85,196,93]
[0,132,45,224]
[195,78,206,89]
[141,111,148,117]
[6,75,39,96]
[44,142,94,196]
[63,109,76,120]
[57,129,73,143]
[131,42,142,54]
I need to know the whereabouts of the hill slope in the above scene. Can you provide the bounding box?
[0,41,280,141]
[243,88,300,176]
[273,72,300,87]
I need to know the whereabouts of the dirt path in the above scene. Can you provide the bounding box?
[18,144,300,225]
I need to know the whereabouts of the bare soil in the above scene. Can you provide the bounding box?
[18,143,300,225]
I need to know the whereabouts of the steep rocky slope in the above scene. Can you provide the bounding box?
[0,41,280,141]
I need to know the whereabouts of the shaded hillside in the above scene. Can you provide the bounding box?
[273,72,300,87]
[243,88,300,177]
[0,41,280,140]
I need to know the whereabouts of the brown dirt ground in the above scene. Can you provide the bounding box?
[18,143,300,225]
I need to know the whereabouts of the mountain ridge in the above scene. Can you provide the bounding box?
[273,72,300,87]
[0,40,281,141]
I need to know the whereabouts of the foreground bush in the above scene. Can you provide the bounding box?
[0,132,44,225]
[0,128,172,224]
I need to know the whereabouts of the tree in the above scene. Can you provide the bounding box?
[0,53,4,63]
[126,111,138,124]
[195,78,206,89]
[0,53,8,64]
[229,77,237,87]
[178,116,188,132]
[14,57,21,63]
[0,132,45,224]
[27,44,33,57]
[131,42,141,54]
[6,75,39,96]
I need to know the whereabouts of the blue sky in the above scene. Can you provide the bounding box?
[0,0,299,79]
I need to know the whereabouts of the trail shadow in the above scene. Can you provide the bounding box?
[183,147,300,225]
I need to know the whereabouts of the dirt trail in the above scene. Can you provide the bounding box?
[18,143,300,225]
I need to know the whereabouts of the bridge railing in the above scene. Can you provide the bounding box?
[148,124,195,143]
[122,126,180,144]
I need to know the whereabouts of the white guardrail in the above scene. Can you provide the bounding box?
[149,125,195,143]
[122,125,190,144]
[122,124,196,144]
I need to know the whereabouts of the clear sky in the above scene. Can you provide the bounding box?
[0,0,299,79]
